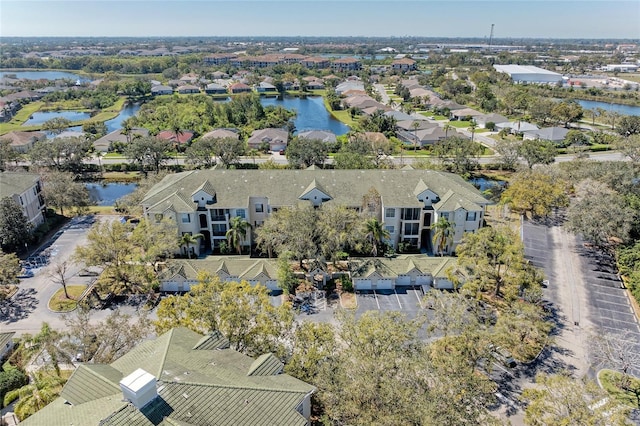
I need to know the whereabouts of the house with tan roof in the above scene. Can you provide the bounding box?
[392,57,417,72]
[229,82,252,93]
[0,130,46,153]
[21,327,315,426]
[331,57,362,71]
[247,128,288,152]
[201,128,240,140]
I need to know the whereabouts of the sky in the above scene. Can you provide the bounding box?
[1,0,639,39]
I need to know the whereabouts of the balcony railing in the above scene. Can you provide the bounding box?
[210,215,226,222]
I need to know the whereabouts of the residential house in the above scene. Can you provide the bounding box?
[1,130,46,153]
[297,130,337,144]
[159,257,280,292]
[166,79,187,88]
[386,111,419,122]
[211,71,229,79]
[150,85,173,96]
[522,127,570,143]
[302,76,325,90]
[93,128,149,153]
[201,128,241,140]
[392,57,417,72]
[335,80,365,95]
[257,82,277,93]
[397,126,448,147]
[450,108,484,121]
[21,327,315,426]
[475,113,509,129]
[141,169,490,255]
[0,332,15,361]
[247,128,289,152]
[205,82,228,94]
[300,57,330,69]
[350,255,457,291]
[229,82,252,94]
[331,57,362,72]
[179,73,199,84]
[495,121,539,134]
[156,130,195,145]
[0,171,46,227]
[176,84,201,94]
[203,53,237,65]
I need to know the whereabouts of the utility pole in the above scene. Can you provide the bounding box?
[488,24,495,51]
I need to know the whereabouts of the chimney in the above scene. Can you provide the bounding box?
[119,368,157,409]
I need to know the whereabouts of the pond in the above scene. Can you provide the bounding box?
[23,110,91,126]
[576,100,640,116]
[260,96,350,135]
[469,177,507,192]
[104,103,141,133]
[0,70,89,81]
[85,182,137,206]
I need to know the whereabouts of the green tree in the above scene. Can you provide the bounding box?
[42,117,71,135]
[0,138,22,171]
[226,215,249,255]
[48,261,70,299]
[521,372,629,426]
[616,115,640,136]
[614,133,640,163]
[124,136,171,174]
[211,137,246,168]
[0,197,31,252]
[42,170,92,216]
[566,179,635,248]
[317,205,363,263]
[185,137,217,168]
[21,323,70,377]
[564,129,589,146]
[432,217,454,256]
[518,138,557,169]
[550,100,583,127]
[154,274,294,357]
[276,252,298,294]
[501,170,569,218]
[285,321,336,384]
[364,217,389,257]
[179,232,203,259]
[130,217,180,267]
[0,248,20,305]
[494,138,521,170]
[29,137,93,172]
[285,137,328,168]
[3,369,67,421]
[432,136,483,175]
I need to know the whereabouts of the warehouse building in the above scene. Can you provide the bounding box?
[493,64,563,84]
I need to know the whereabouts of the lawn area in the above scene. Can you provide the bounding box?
[448,120,472,128]
[322,97,356,127]
[48,285,87,312]
[87,205,119,215]
[0,102,45,134]
[101,171,142,182]
[598,369,640,409]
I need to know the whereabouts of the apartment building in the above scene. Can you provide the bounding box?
[0,171,46,228]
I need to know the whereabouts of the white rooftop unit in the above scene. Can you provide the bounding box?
[119,368,157,409]
[493,65,562,84]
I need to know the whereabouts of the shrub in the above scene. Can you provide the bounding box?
[0,367,28,407]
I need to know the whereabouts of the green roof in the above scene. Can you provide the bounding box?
[22,328,314,426]
[141,169,490,212]
[0,172,40,200]
[351,255,457,279]
[159,257,279,282]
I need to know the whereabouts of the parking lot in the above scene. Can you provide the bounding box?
[356,287,425,318]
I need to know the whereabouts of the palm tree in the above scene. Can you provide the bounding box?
[226,216,249,255]
[121,118,134,144]
[468,120,478,143]
[3,369,67,421]
[22,323,70,377]
[248,148,260,165]
[411,120,421,152]
[444,123,452,139]
[180,233,203,259]
[432,217,454,256]
[364,218,390,257]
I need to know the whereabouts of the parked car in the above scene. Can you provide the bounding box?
[18,268,34,278]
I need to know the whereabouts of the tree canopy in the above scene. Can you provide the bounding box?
[0,197,31,252]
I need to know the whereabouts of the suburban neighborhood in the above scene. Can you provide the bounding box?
[0,7,640,425]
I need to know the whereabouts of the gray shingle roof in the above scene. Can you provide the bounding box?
[0,171,40,199]
[141,169,489,211]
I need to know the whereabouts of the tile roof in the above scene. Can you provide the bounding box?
[22,328,314,426]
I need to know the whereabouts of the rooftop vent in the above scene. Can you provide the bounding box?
[119,368,157,409]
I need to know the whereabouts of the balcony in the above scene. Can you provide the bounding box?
[210,215,226,222]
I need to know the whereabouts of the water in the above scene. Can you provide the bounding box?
[0,70,88,81]
[260,96,350,135]
[104,103,141,133]
[576,100,640,116]
[23,110,91,125]
[85,182,137,206]
[469,177,506,192]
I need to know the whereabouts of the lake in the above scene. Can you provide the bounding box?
[85,182,137,206]
[260,96,350,135]
[576,100,640,116]
[23,110,91,126]
[0,70,88,81]
[469,177,506,192]
[104,103,141,133]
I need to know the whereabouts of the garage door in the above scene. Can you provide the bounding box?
[355,279,372,290]
[396,275,411,286]
[416,275,432,286]
[376,279,394,290]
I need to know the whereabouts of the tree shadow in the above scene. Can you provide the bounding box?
[0,288,39,323]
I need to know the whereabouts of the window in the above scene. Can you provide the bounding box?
[404,223,419,236]
[385,225,395,234]
[385,208,395,218]
[466,212,477,221]
[19,196,23,206]
[255,203,264,213]
[236,209,246,219]
[402,208,420,221]
[440,212,449,221]
[154,213,164,222]
[181,213,191,223]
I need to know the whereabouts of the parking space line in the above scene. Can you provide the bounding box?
[413,288,424,309]
[373,290,380,310]
[394,290,402,309]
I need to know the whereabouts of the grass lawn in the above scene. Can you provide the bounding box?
[598,369,640,409]
[87,205,119,215]
[0,102,45,134]
[48,285,87,312]
[340,292,357,309]
[475,128,491,133]
[101,171,142,182]
[322,97,356,127]
[448,121,472,128]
